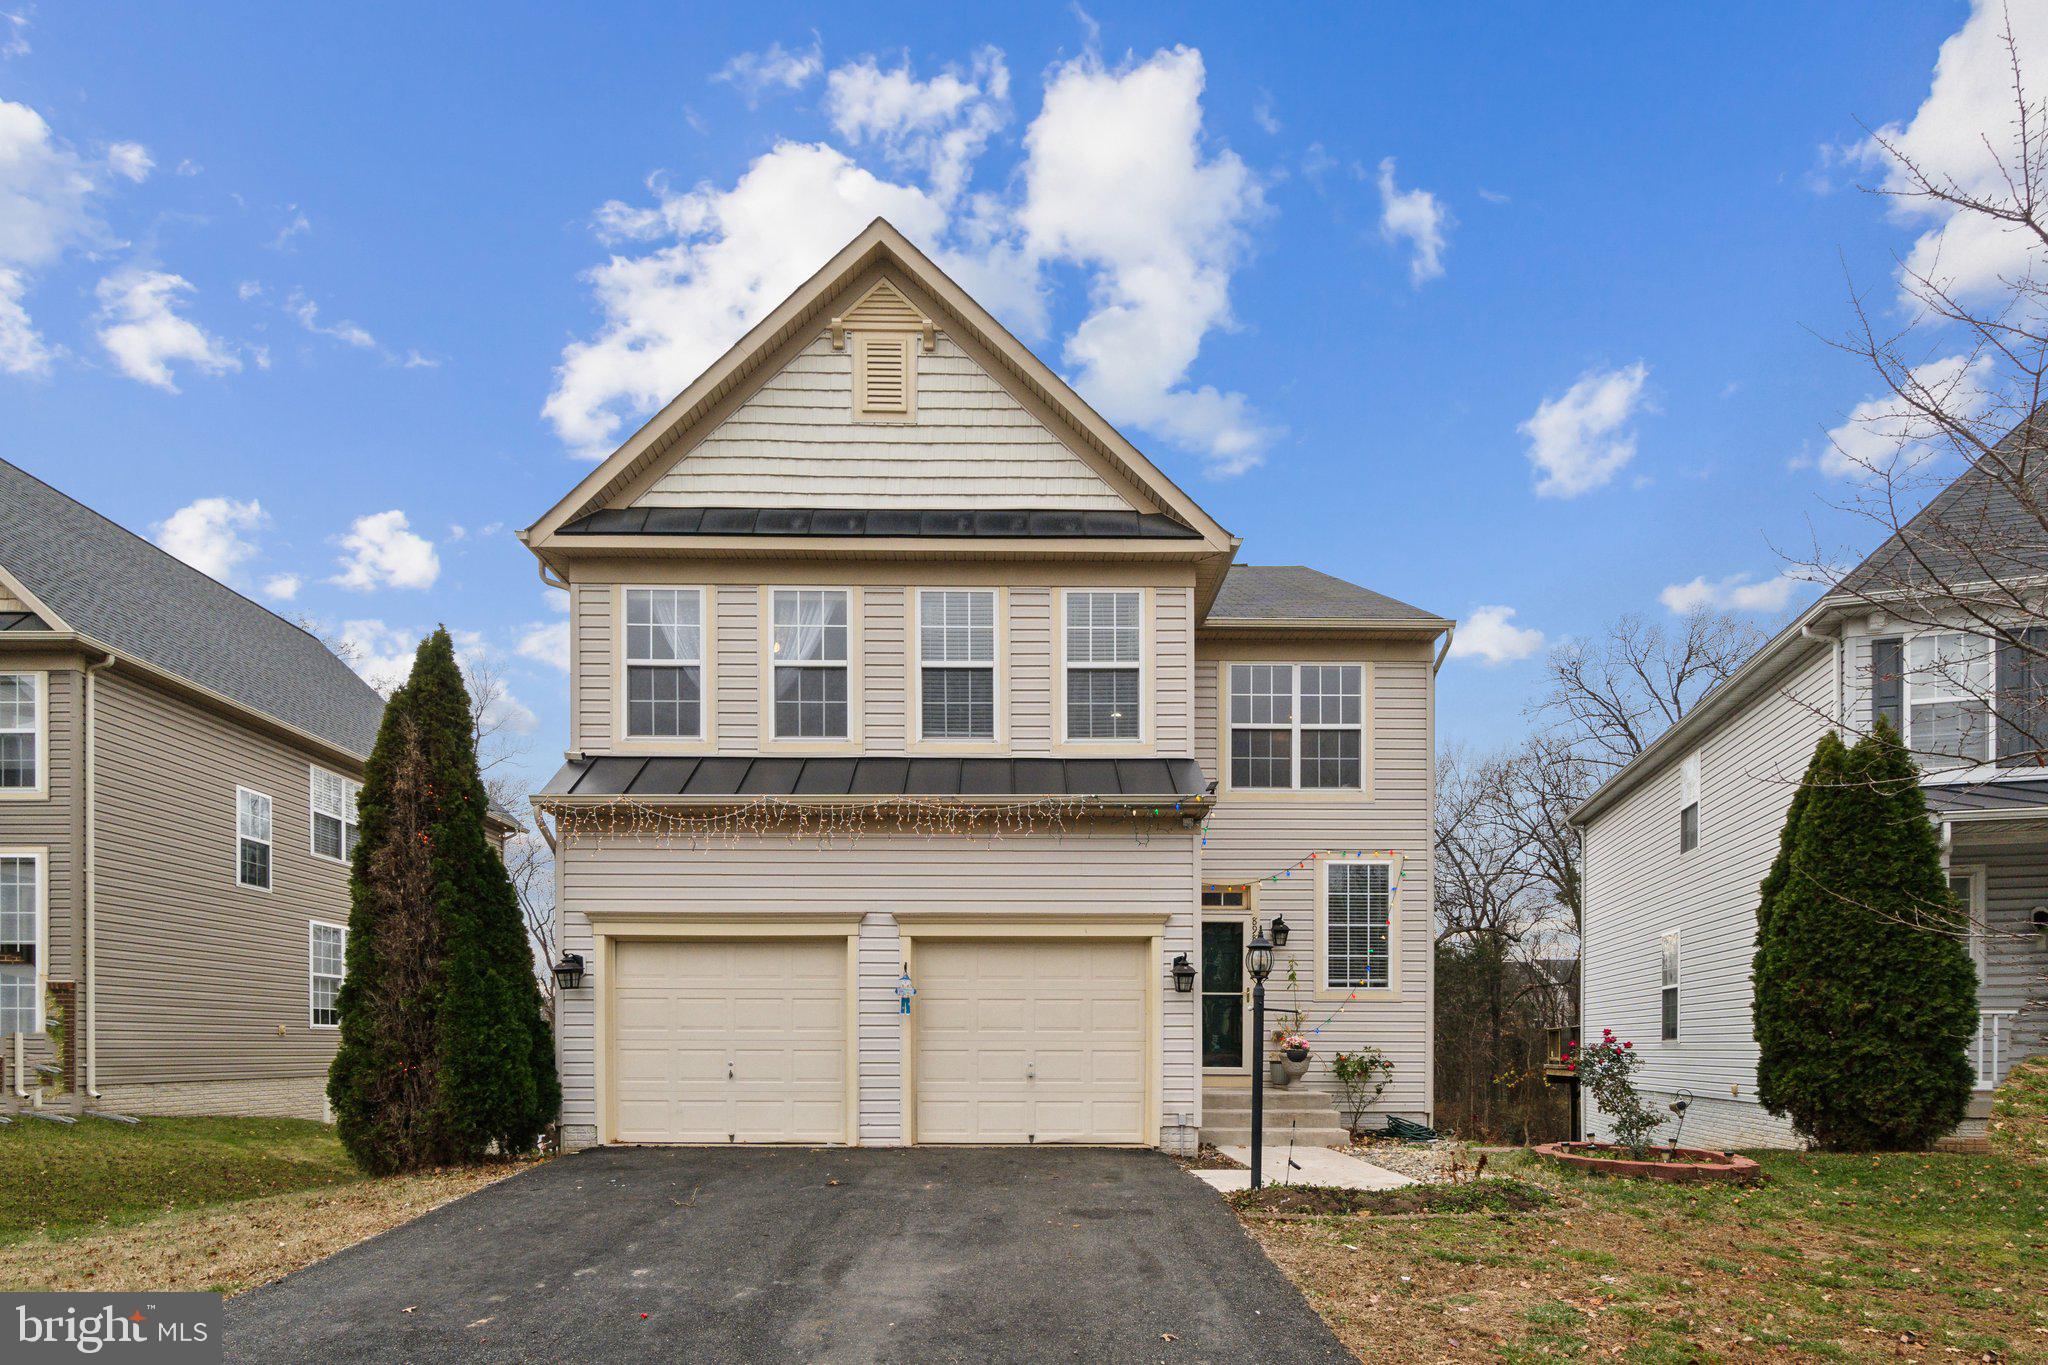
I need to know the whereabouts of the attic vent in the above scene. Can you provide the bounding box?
[854,333,913,419]
[843,279,922,330]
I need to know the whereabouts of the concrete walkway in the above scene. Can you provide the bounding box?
[1191,1144,1416,1192]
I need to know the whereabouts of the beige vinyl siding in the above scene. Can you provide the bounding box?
[633,334,1131,511]
[0,665,79,1082]
[1192,635,1436,1122]
[1579,646,1835,1150]
[91,670,355,1096]
[554,827,1198,1146]
[568,567,1194,760]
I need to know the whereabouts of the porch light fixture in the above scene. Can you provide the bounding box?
[1246,931,1274,985]
[551,952,586,992]
[1268,915,1290,949]
[1171,954,1197,994]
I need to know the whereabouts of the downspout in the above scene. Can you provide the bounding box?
[536,558,569,594]
[1432,626,1455,676]
[1800,621,1844,731]
[83,652,114,1099]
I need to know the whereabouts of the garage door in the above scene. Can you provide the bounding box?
[611,938,847,1144]
[914,939,1148,1144]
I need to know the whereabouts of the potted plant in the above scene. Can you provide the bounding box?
[1273,1032,1312,1084]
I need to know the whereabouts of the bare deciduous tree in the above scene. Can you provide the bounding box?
[1531,609,1766,771]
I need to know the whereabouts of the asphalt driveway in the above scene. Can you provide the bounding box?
[225,1146,1352,1364]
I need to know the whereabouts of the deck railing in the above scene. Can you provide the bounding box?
[1974,1009,2020,1091]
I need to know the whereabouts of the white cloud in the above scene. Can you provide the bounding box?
[236,280,264,302]
[0,266,49,375]
[549,43,1274,478]
[105,141,153,183]
[93,269,240,391]
[1858,0,2048,304]
[262,572,302,602]
[402,348,439,369]
[1,11,27,59]
[1448,605,1546,667]
[329,510,440,591]
[288,291,376,349]
[714,40,823,102]
[270,206,309,249]
[1251,96,1280,135]
[152,497,266,581]
[1658,571,1802,616]
[1819,354,1993,480]
[1520,361,1652,497]
[1375,157,1449,285]
[824,47,1009,205]
[332,621,536,734]
[1020,47,1276,475]
[516,619,570,671]
[0,100,97,269]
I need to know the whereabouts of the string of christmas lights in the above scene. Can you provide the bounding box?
[538,794,1207,849]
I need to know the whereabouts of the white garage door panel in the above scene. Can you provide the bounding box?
[916,939,1148,1144]
[611,939,846,1144]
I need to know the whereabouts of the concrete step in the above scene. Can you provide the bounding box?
[1199,1124,1352,1148]
[1200,1086,1339,1112]
[1202,1104,1345,1128]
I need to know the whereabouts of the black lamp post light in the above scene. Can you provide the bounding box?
[551,952,586,992]
[1246,927,1274,1190]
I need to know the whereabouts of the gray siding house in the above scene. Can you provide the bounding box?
[0,460,389,1120]
[523,220,1450,1152]
[1573,416,2048,1149]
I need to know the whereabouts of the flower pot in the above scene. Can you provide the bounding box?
[1279,1051,1311,1084]
[1269,1057,1289,1087]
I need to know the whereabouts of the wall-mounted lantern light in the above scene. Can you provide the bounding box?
[1171,954,1197,993]
[2033,907,2048,950]
[551,952,586,992]
[1268,915,1290,949]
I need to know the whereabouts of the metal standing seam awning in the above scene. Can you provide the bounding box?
[535,754,1213,806]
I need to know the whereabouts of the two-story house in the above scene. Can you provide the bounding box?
[523,220,1449,1152]
[1573,410,2048,1149]
[0,458,395,1120]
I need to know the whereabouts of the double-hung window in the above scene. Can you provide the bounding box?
[919,590,996,740]
[237,787,273,890]
[1064,590,1141,740]
[1325,860,1392,990]
[772,589,850,739]
[0,853,40,1034]
[310,922,346,1027]
[1678,753,1701,853]
[625,588,704,739]
[1229,664,1364,790]
[1905,632,1993,763]
[0,673,37,792]
[1659,931,1680,1041]
[311,768,362,862]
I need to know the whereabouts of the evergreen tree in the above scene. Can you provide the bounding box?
[1752,719,1978,1150]
[328,628,558,1172]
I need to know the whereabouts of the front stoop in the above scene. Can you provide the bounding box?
[1936,1091,1995,1154]
[1200,1078,1350,1149]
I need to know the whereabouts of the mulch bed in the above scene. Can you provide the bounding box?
[1226,1178,1556,1218]
[1534,1141,1762,1184]
[1173,1143,1247,1171]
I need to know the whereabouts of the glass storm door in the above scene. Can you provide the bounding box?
[1201,920,1247,1070]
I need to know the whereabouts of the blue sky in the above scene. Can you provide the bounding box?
[0,1,2014,798]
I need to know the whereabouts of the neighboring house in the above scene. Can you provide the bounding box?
[0,460,508,1120]
[1572,416,2047,1149]
[523,219,1450,1152]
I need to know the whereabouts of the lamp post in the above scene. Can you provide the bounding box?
[1246,927,1274,1190]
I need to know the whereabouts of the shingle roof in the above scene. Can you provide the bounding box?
[561,506,1201,539]
[1208,566,1445,625]
[0,459,386,756]
[539,755,1211,801]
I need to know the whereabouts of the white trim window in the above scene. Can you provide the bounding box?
[309,921,346,1028]
[310,767,362,863]
[919,589,996,740]
[0,673,37,791]
[1229,664,1364,790]
[1065,590,1141,740]
[1659,930,1681,1041]
[1905,632,1993,763]
[0,853,41,1035]
[1678,753,1701,854]
[237,787,273,890]
[1325,860,1392,990]
[625,587,704,739]
[772,589,850,738]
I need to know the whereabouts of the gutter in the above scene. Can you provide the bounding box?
[83,651,114,1100]
[1433,625,1455,676]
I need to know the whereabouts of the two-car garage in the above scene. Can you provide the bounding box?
[598,919,1159,1148]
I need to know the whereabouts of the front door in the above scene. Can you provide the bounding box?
[1201,920,1247,1071]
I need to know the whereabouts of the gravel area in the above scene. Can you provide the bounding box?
[1337,1138,1478,1184]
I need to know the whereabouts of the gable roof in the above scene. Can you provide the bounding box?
[0,458,386,757]
[1206,566,1448,628]
[524,219,1234,554]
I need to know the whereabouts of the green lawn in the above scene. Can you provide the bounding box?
[0,1116,361,1244]
[1245,1146,2048,1360]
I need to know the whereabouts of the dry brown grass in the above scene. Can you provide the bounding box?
[0,1161,523,1296]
